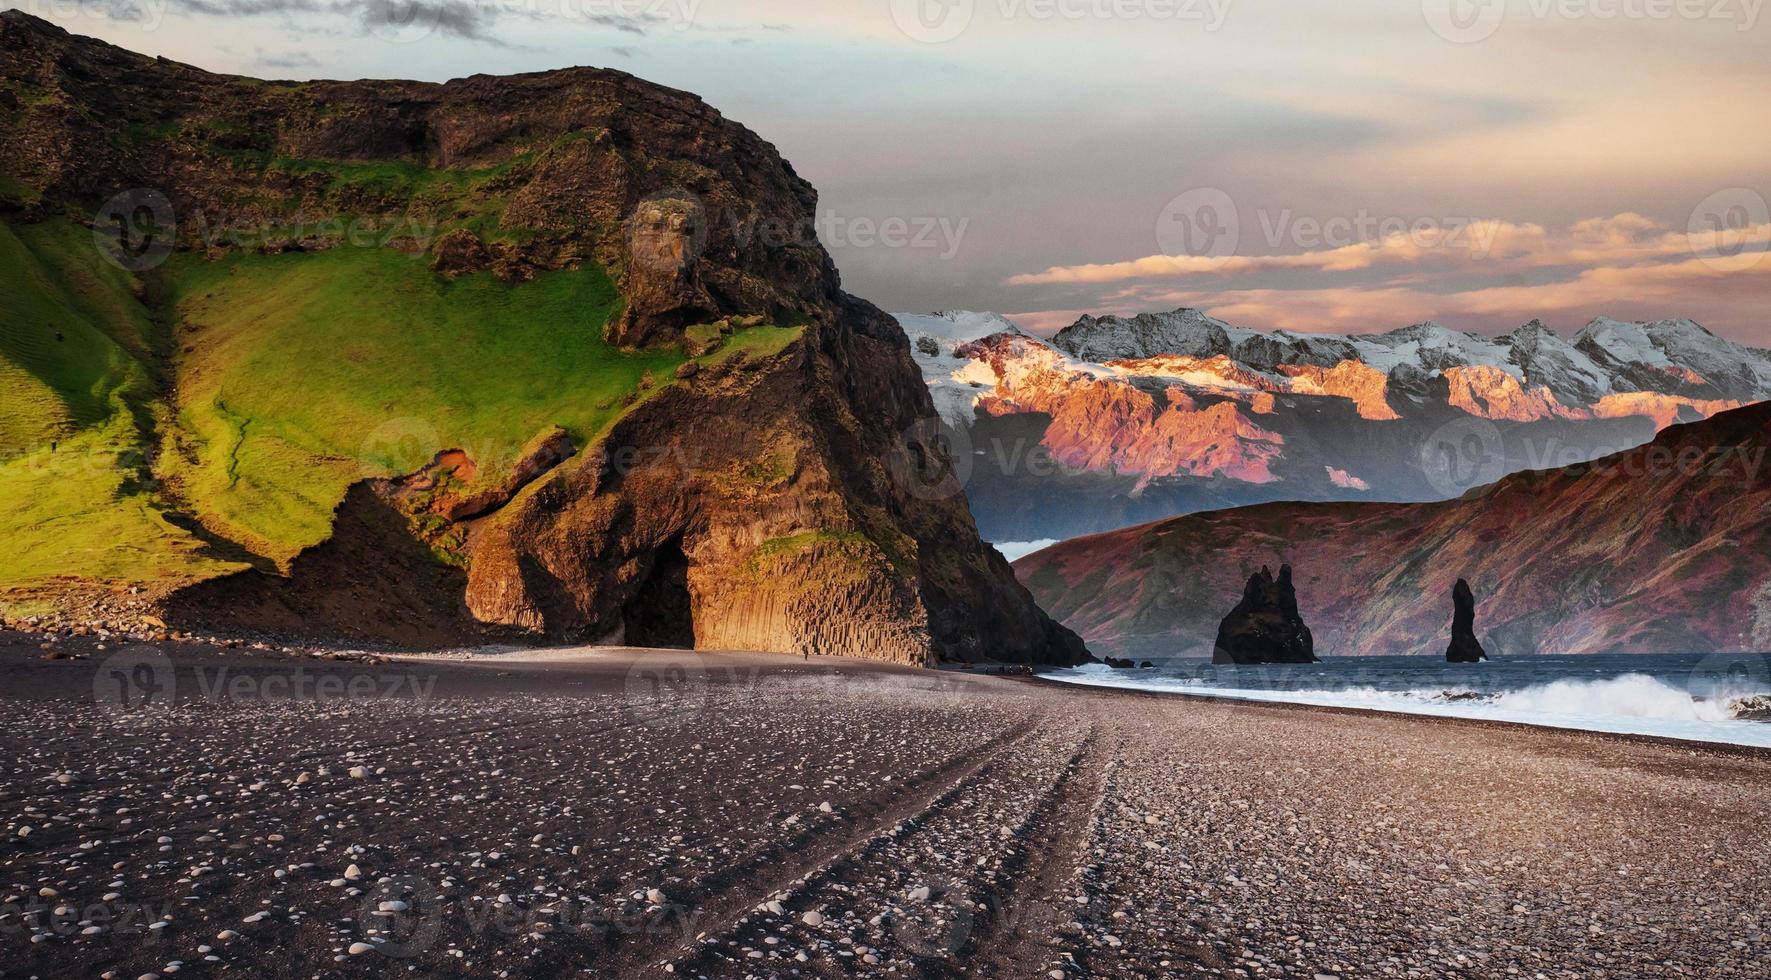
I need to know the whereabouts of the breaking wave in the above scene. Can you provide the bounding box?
[1486,674,1738,722]
[1043,661,1771,748]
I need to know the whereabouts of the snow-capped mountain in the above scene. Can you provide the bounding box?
[1053,310,1770,403]
[898,308,1771,542]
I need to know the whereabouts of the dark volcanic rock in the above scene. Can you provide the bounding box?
[1446,578,1489,663]
[1212,565,1317,665]
[164,483,490,648]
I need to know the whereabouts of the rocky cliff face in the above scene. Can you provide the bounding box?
[0,11,830,341]
[1212,565,1317,665]
[1015,402,1771,660]
[903,309,1771,542]
[0,13,1086,665]
[1446,578,1488,663]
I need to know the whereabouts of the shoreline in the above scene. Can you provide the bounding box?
[6,635,1771,977]
[11,620,1768,755]
[1027,669,1771,759]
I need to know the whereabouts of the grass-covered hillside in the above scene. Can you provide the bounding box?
[0,218,212,591]
[0,215,799,600]
[158,244,647,563]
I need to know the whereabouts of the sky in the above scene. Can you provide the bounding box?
[14,0,1771,343]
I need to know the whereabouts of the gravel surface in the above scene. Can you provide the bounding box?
[2,634,1767,978]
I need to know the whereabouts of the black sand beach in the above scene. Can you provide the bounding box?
[3,634,1768,978]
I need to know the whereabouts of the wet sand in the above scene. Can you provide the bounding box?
[3,633,1768,978]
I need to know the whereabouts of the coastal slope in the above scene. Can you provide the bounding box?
[1016,401,1771,659]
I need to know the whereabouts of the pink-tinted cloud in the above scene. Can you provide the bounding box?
[1006,214,1770,286]
[1005,212,1771,341]
[1091,252,1771,340]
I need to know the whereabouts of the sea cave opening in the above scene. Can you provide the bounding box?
[622,536,695,649]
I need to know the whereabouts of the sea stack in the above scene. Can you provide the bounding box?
[1446,578,1489,663]
[1212,565,1319,665]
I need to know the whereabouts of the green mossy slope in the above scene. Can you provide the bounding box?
[1,217,799,591]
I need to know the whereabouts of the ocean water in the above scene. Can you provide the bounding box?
[1042,653,1771,748]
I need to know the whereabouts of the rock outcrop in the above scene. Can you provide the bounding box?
[164,484,486,648]
[0,12,1088,666]
[1016,402,1771,661]
[1445,578,1489,663]
[1211,565,1318,665]
[1731,696,1771,721]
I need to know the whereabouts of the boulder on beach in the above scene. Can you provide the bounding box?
[1446,578,1489,663]
[1212,564,1318,665]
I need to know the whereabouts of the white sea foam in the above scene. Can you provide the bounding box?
[1042,663,1771,748]
[1492,673,1732,722]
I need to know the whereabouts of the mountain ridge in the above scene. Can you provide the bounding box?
[1049,307,1771,402]
[1014,400,1771,659]
[901,307,1771,541]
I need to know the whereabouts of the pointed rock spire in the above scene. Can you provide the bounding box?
[1212,563,1318,664]
[1446,578,1489,663]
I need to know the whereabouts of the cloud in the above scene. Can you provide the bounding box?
[359,0,497,42]
[1082,251,1771,341]
[176,0,329,15]
[152,0,686,42]
[1005,214,1771,287]
[1005,212,1771,340]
